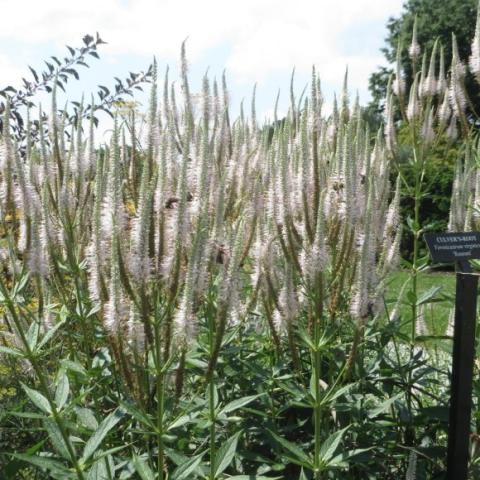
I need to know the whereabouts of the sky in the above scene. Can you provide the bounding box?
[0,0,405,137]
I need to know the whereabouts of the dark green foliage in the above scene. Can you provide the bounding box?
[369,0,478,113]
[0,290,458,479]
[0,33,154,152]
[396,128,461,259]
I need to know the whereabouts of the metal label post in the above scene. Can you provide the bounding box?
[423,233,480,479]
[446,261,478,479]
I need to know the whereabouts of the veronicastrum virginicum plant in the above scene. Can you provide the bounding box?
[0,42,402,478]
[383,5,480,451]
[5,6,480,475]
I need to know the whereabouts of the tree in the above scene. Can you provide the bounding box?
[0,33,154,151]
[368,0,478,114]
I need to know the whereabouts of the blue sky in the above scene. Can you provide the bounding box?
[0,0,405,136]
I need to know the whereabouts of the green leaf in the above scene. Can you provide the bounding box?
[206,384,219,409]
[297,328,315,350]
[214,430,242,476]
[9,411,46,419]
[170,453,204,480]
[268,430,312,467]
[60,359,87,377]
[12,453,71,476]
[26,321,40,350]
[167,411,200,430]
[321,383,355,406]
[22,384,52,414]
[164,447,203,475]
[319,427,349,465]
[227,477,282,479]
[119,400,154,429]
[133,454,155,480]
[75,407,99,430]
[221,394,265,414]
[12,273,30,298]
[406,290,417,305]
[416,335,451,342]
[82,408,125,462]
[43,418,71,459]
[37,319,66,350]
[55,373,69,410]
[298,468,309,480]
[328,447,374,467]
[418,406,449,422]
[2,457,28,479]
[0,346,23,357]
[416,286,442,306]
[367,393,402,419]
[86,457,109,480]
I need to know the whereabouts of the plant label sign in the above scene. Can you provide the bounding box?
[424,232,480,263]
[424,231,480,480]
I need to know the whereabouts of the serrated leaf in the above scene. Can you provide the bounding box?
[367,393,403,419]
[322,383,355,405]
[0,346,23,357]
[268,430,312,467]
[75,407,99,430]
[186,357,208,368]
[55,373,69,410]
[297,327,315,349]
[221,394,265,414]
[227,477,282,479]
[44,418,71,459]
[416,286,442,306]
[37,319,66,350]
[298,468,308,480]
[60,359,87,376]
[206,384,219,409]
[26,321,40,350]
[319,427,349,465]
[168,411,200,430]
[119,400,154,429]
[22,384,52,414]
[170,453,204,480]
[86,457,109,480]
[9,411,46,419]
[12,273,30,297]
[132,454,155,480]
[12,453,70,475]
[82,408,125,462]
[215,430,242,476]
[328,447,374,467]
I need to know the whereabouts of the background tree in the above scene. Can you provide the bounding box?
[0,33,153,150]
[368,0,478,115]
[367,0,480,259]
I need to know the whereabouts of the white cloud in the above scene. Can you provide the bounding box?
[0,54,28,87]
[0,0,404,101]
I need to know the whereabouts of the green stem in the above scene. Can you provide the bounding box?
[407,137,423,443]
[0,282,85,480]
[311,273,325,480]
[154,320,165,480]
[313,345,322,480]
[209,371,216,480]
[312,282,323,480]
[208,304,217,480]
